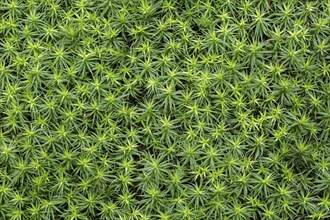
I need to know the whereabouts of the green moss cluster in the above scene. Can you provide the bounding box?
[0,0,330,219]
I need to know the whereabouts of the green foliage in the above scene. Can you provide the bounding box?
[0,0,330,219]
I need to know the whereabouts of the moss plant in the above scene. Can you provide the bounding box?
[0,0,330,219]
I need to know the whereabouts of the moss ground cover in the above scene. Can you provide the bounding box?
[0,0,330,219]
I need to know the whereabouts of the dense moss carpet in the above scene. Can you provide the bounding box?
[0,0,330,219]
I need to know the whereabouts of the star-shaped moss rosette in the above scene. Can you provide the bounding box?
[0,0,329,219]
